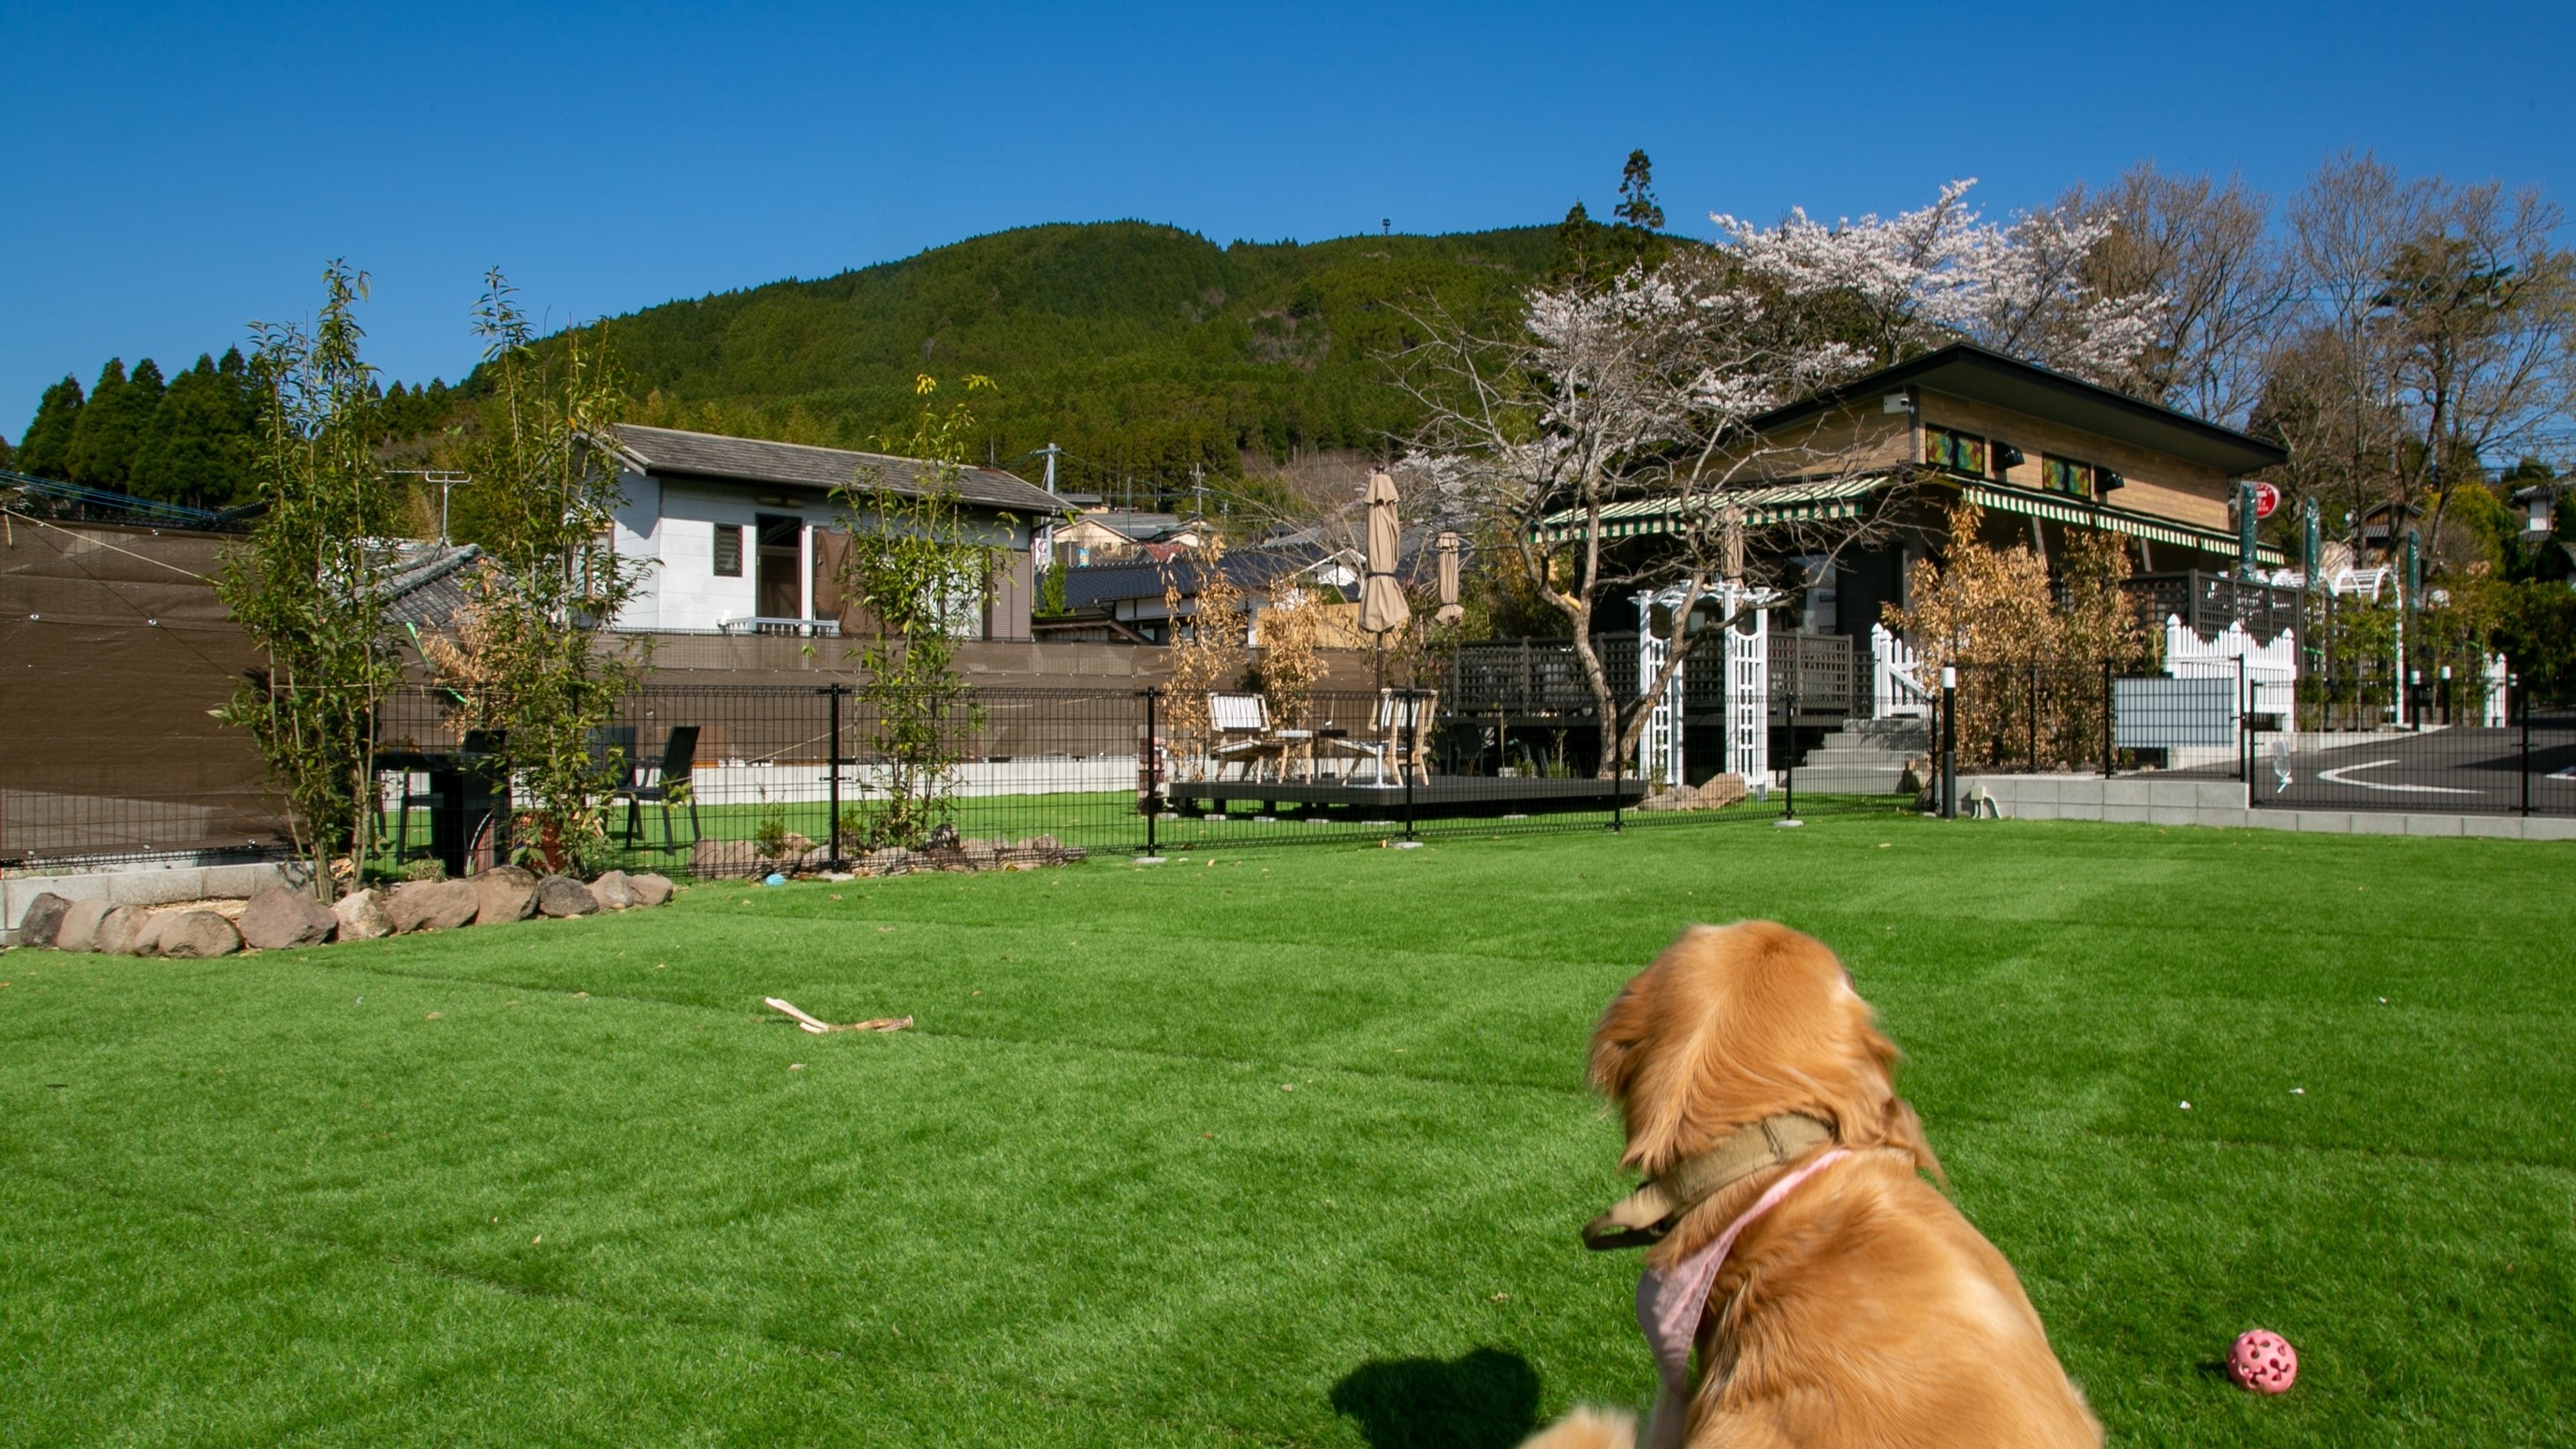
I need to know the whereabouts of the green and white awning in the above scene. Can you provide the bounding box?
[1961,483,2286,566]
[1534,475,1891,543]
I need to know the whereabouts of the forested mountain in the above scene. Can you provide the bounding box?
[14,217,1610,513]
[596,220,1564,501]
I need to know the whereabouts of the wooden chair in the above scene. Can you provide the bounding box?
[1207,694,1284,780]
[613,725,703,851]
[1379,689,1438,784]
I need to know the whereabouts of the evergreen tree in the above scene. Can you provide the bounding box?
[1616,149,1665,231]
[17,375,83,478]
[0,430,13,471]
[131,353,257,508]
[67,358,166,490]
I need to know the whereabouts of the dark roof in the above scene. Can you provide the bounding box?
[1059,546,1353,610]
[602,423,1066,516]
[1749,343,2289,476]
[377,542,485,630]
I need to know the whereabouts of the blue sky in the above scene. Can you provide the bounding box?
[6,1,2571,432]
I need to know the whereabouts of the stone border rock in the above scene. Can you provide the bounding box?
[7,870,681,958]
[687,834,1086,881]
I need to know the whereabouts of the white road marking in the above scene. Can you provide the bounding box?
[2315,758,2476,794]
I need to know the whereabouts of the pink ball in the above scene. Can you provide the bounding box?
[2228,1329,2298,1394]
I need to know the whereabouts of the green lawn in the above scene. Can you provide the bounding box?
[5,816,2571,1446]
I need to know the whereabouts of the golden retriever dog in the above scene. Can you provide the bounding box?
[1523,921,2099,1449]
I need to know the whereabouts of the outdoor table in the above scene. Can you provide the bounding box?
[375,744,507,878]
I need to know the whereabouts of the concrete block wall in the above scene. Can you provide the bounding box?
[1957,773,2576,841]
[3,860,299,944]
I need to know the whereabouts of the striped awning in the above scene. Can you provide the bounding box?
[1961,483,2286,567]
[1535,475,1892,543]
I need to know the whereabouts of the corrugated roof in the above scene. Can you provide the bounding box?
[603,424,1066,516]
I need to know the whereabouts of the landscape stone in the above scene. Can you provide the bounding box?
[628,873,675,908]
[240,886,339,950]
[93,904,154,956]
[692,838,757,879]
[53,898,112,953]
[1693,774,1749,809]
[781,832,815,855]
[388,878,481,933]
[925,823,960,851]
[536,874,599,917]
[157,911,242,959]
[333,888,395,941]
[589,871,637,911]
[472,866,539,926]
[131,912,171,957]
[960,839,999,867]
[18,891,72,947]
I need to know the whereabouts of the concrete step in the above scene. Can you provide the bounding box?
[1804,744,1923,766]
[1787,766,1910,794]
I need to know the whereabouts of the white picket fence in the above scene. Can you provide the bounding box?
[1869,623,1934,718]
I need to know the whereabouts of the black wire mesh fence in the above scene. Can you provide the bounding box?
[2247,698,2576,817]
[355,682,1919,880]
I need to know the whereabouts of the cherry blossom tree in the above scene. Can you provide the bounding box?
[1399,181,2169,776]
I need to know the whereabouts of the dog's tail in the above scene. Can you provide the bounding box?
[1516,1407,1636,1449]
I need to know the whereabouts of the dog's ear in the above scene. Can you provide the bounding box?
[1881,1095,1947,1188]
[1813,1015,1947,1187]
[1588,968,1657,1101]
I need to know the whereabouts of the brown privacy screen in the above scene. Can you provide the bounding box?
[0,517,292,863]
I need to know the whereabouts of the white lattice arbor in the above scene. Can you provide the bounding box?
[1632,582,1777,788]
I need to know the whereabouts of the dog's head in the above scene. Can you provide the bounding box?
[1589,920,1939,1182]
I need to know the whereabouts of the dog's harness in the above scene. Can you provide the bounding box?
[1581,1113,1847,1397]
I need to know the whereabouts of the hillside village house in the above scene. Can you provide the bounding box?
[1550,342,2293,649]
[1519,343,2297,786]
[596,424,1065,640]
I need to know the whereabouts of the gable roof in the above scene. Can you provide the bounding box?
[1749,343,2289,476]
[601,423,1066,515]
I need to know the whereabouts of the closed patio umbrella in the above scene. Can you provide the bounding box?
[1435,531,1463,625]
[1357,471,1412,637]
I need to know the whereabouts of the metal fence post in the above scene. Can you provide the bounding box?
[2100,660,2115,779]
[2519,672,2532,818]
[1402,688,1418,842]
[1609,701,1624,833]
[2027,664,2038,772]
[1940,667,1957,820]
[2238,654,2250,785]
[1784,687,1799,822]
[827,683,845,869]
[1142,687,1161,856]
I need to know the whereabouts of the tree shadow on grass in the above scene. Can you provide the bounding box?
[1330,1347,1542,1449]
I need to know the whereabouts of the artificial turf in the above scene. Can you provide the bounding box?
[3,815,2570,1446]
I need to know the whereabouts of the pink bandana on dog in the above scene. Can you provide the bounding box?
[1634,1149,1850,1396]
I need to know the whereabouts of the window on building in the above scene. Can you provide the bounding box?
[1923,426,1987,476]
[2042,456,2096,499]
[713,523,743,577]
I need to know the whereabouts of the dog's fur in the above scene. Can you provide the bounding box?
[1525,921,2100,1449]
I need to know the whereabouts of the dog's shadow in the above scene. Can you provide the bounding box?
[1330,1347,1542,1449]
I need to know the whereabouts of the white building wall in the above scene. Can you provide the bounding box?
[610,471,664,627]
[608,472,1046,635]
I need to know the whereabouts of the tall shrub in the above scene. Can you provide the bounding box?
[215,262,402,896]
[422,272,645,871]
[832,375,1002,849]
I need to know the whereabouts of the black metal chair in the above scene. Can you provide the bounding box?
[613,725,702,853]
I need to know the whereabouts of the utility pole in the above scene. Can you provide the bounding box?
[1034,442,1061,577]
[1192,461,1205,519]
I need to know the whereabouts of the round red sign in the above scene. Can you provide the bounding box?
[2250,480,2280,520]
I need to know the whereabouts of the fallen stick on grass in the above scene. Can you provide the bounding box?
[764,997,914,1034]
